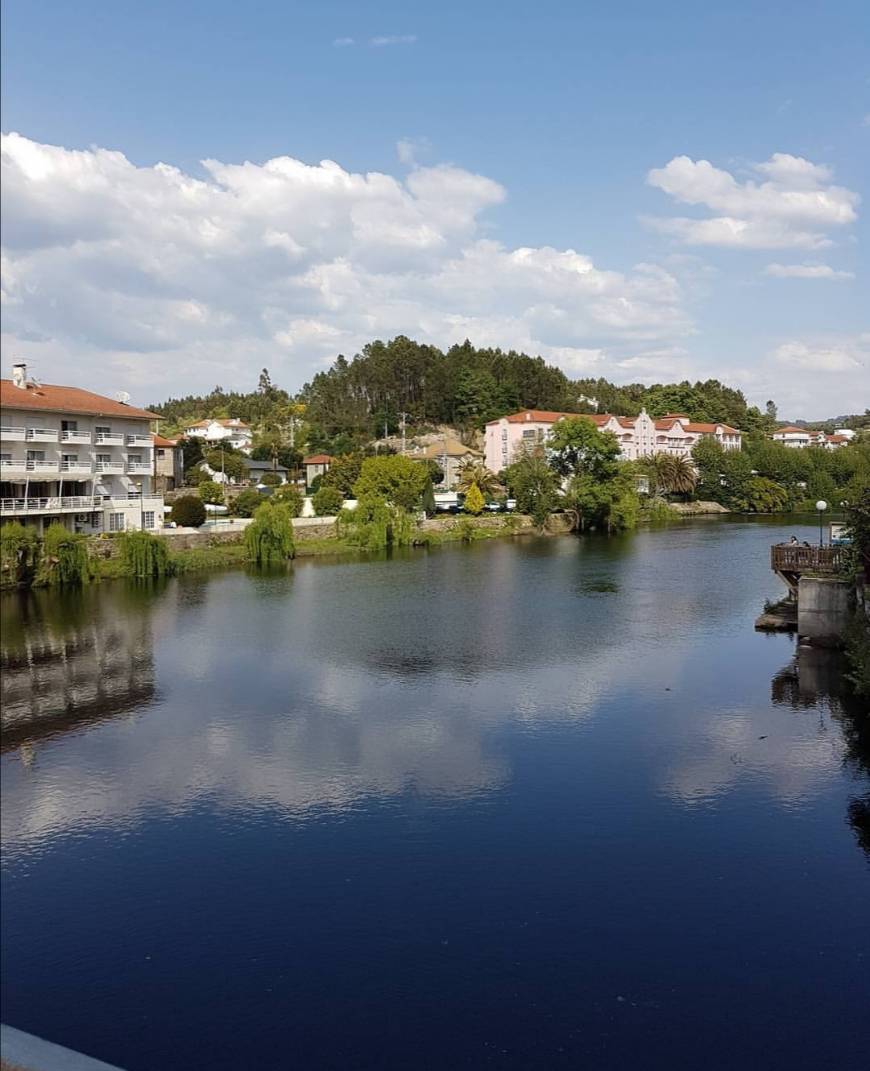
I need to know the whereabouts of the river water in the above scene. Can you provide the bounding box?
[1,518,868,1070]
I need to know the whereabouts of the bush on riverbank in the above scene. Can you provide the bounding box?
[120,530,173,578]
[245,501,296,564]
[38,524,91,586]
[0,522,40,585]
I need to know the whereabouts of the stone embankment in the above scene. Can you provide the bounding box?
[669,501,729,515]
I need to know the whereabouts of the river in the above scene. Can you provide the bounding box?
[1,518,868,1070]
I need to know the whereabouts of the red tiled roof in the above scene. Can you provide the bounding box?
[152,433,178,447]
[486,409,623,426]
[0,379,157,420]
[827,434,849,443]
[773,425,809,435]
[303,453,333,464]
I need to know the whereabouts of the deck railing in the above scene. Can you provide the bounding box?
[770,544,843,574]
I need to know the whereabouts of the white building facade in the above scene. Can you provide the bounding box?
[184,418,253,452]
[485,409,742,472]
[771,425,849,450]
[1,363,165,534]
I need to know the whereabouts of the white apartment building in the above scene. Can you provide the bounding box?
[771,425,850,450]
[1,362,165,534]
[184,417,253,452]
[484,408,742,472]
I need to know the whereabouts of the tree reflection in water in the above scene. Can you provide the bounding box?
[771,644,870,858]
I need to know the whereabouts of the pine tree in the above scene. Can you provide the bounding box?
[464,482,485,515]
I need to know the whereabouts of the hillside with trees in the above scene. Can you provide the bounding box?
[150,336,777,455]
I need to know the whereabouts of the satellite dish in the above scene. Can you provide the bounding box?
[116,391,131,404]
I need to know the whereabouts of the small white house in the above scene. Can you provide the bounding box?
[184,418,253,453]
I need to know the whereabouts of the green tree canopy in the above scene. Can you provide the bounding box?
[352,455,429,511]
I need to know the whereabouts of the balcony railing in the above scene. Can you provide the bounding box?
[25,428,59,442]
[94,433,124,445]
[0,426,27,441]
[60,461,93,474]
[0,496,102,515]
[126,462,151,474]
[770,544,844,575]
[94,461,125,473]
[60,430,92,444]
[126,434,152,447]
[26,460,60,472]
[0,459,27,474]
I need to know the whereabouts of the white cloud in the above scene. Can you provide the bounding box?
[0,132,693,397]
[332,36,355,47]
[646,153,859,249]
[396,136,432,167]
[764,263,854,279]
[369,34,417,47]
[773,337,867,372]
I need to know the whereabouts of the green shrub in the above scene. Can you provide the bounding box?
[245,501,296,565]
[454,516,478,543]
[0,521,39,583]
[120,530,172,578]
[232,489,263,517]
[171,495,207,527]
[312,485,344,516]
[39,523,90,586]
[270,484,303,516]
[260,471,280,487]
[198,480,224,505]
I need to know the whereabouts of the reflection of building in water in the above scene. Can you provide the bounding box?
[1,594,155,753]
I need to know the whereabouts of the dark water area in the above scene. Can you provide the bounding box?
[1,518,868,1070]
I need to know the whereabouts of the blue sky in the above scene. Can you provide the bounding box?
[2,0,868,417]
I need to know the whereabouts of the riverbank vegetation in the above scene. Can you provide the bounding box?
[245,502,296,565]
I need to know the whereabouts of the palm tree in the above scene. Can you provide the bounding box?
[658,454,697,497]
[456,460,500,496]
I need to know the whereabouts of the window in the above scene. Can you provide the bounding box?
[26,449,45,461]
[61,420,78,432]
[156,448,165,458]
[109,513,125,532]
[142,511,155,530]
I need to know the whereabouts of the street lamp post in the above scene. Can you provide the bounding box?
[816,499,827,547]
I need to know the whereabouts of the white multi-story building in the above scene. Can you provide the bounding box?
[1,362,165,533]
[183,417,253,452]
[771,425,849,450]
[484,408,742,472]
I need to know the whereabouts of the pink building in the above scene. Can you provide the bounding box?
[484,409,742,472]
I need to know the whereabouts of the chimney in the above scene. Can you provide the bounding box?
[11,362,27,389]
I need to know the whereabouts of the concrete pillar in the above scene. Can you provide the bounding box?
[797,577,851,647]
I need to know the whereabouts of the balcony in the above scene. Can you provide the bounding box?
[126,434,152,447]
[94,432,124,446]
[0,495,102,516]
[26,460,60,473]
[94,461,124,474]
[60,461,93,474]
[126,462,152,475]
[0,459,27,476]
[25,428,59,443]
[1,426,27,441]
[61,430,92,444]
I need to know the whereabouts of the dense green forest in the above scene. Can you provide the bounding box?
[150,335,826,452]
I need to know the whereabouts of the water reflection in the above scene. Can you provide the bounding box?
[1,587,157,753]
[772,645,870,857]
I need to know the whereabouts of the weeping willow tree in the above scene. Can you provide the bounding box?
[120,530,173,578]
[245,501,296,565]
[339,495,415,550]
[39,523,91,586]
[1,521,40,586]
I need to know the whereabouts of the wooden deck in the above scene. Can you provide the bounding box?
[771,544,844,596]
